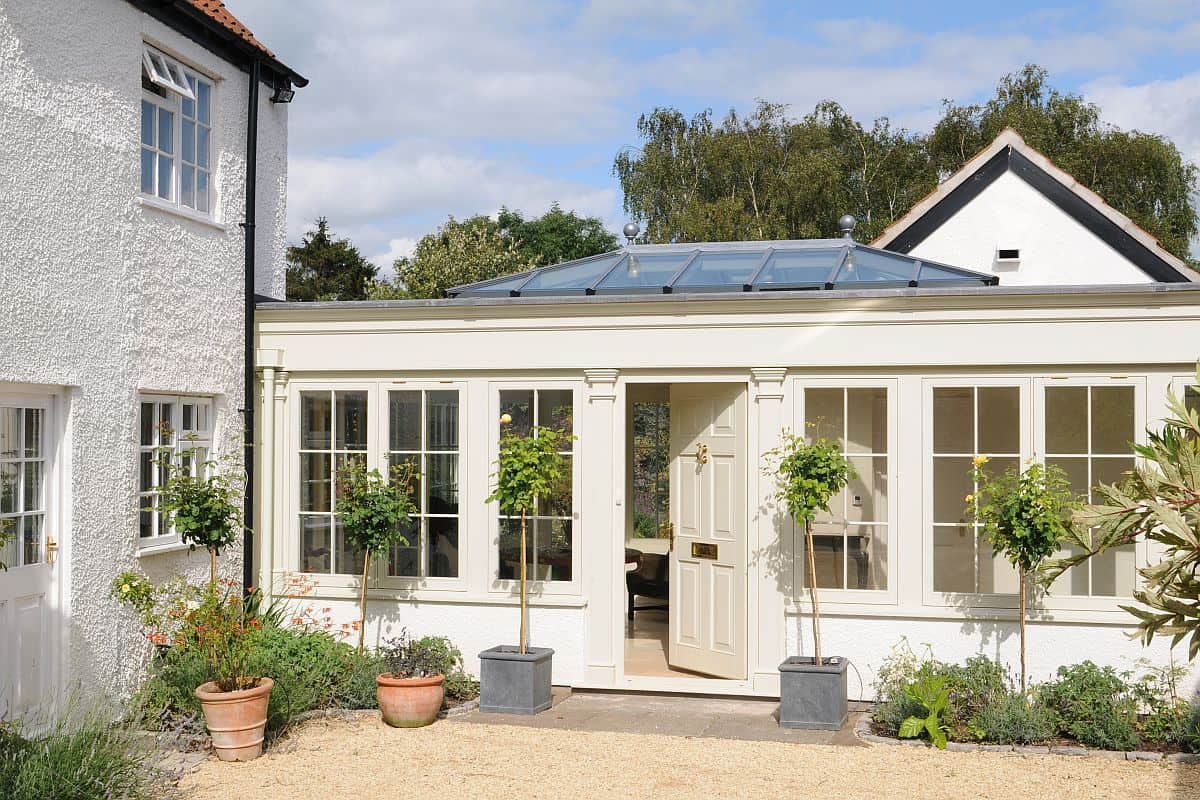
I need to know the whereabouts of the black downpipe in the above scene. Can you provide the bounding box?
[242,58,260,592]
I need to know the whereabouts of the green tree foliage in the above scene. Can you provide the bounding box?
[615,65,1198,262]
[496,203,618,267]
[335,460,419,652]
[487,425,573,652]
[392,215,535,300]
[155,444,243,588]
[1045,367,1200,659]
[967,459,1078,689]
[285,217,378,301]
[765,432,855,665]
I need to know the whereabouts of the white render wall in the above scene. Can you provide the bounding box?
[257,289,1200,700]
[0,0,287,697]
[907,171,1154,286]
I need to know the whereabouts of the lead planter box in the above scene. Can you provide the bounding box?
[778,656,848,730]
[479,646,554,715]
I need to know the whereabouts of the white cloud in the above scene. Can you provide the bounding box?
[371,237,417,274]
[1084,72,1200,165]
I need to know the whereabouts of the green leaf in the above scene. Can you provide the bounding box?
[898,717,923,739]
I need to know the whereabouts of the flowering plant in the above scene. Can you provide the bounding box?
[110,570,203,647]
[177,580,264,692]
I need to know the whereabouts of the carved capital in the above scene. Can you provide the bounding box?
[750,367,787,401]
[584,368,619,401]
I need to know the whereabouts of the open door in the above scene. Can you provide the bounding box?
[668,383,746,679]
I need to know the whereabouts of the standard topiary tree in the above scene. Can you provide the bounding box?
[766,431,855,666]
[487,425,572,654]
[156,443,243,589]
[967,458,1078,690]
[336,460,419,654]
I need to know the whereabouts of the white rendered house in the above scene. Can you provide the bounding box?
[0,0,303,718]
[254,131,1200,701]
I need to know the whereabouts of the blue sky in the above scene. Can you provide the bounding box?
[234,1,1200,271]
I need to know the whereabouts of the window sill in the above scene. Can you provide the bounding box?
[786,600,1135,626]
[135,539,190,557]
[136,195,226,232]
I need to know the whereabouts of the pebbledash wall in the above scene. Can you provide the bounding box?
[256,286,1200,701]
[0,0,286,696]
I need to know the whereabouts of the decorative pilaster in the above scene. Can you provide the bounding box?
[584,368,619,400]
[581,369,620,685]
[750,367,787,693]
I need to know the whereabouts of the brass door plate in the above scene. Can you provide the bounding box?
[691,541,718,560]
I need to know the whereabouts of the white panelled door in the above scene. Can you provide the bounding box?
[668,383,747,679]
[0,397,60,721]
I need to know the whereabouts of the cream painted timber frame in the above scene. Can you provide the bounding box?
[487,380,584,597]
[284,378,469,593]
[1033,375,1148,612]
[789,377,900,606]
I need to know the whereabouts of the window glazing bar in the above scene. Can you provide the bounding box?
[586,252,630,295]
[663,249,702,293]
[743,247,775,291]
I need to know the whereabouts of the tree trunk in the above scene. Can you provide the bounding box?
[209,548,217,589]
[1019,568,1027,692]
[358,548,371,655]
[805,520,823,666]
[519,510,528,655]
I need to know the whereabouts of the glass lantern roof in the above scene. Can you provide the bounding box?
[446,239,998,298]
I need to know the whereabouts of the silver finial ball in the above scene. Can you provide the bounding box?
[837,214,857,235]
[622,222,641,241]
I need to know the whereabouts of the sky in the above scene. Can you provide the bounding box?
[233,0,1200,273]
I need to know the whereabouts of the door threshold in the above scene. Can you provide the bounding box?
[594,674,777,698]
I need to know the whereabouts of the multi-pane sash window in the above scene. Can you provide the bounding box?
[497,389,574,582]
[387,390,461,579]
[804,388,889,590]
[1044,385,1137,597]
[298,391,368,575]
[0,406,46,569]
[138,396,213,544]
[931,386,1022,594]
[141,45,212,213]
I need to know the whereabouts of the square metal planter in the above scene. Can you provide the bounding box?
[778,656,848,730]
[478,646,554,715]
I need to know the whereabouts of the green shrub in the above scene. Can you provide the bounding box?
[1041,661,1138,750]
[1128,660,1190,746]
[1178,703,1200,753]
[941,656,1010,740]
[871,640,937,736]
[973,693,1058,744]
[0,714,164,800]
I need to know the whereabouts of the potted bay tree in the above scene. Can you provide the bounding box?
[480,423,571,714]
[767,431,855,730]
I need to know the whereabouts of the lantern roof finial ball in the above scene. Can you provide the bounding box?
[837,214,857,238]
[622,221,641,242]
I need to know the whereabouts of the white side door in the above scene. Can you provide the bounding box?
[0,396,60,721]
[668,383,747,679]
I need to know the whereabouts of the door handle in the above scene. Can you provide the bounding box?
[694,443,709,465]
[659,520,675,551]
[46,537,58,565]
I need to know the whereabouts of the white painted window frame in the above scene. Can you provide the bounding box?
[136,394,215,553]
[488,381,583,597]
[140,44,214,216]
[790,377,899,606]
[1034,376,1147,610]
[0,393,53,571]
[375,382,467,590]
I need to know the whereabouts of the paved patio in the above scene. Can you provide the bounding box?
[453,688,865,746]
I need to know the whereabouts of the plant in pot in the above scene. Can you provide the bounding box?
[188,583,272,761]
[480,423,572,715]
[376,630,471,727]
[766,430,855,730]
[155,440,243,588]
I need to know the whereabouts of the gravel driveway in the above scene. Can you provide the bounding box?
[178,715,1200,800]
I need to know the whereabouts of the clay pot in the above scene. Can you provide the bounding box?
[194,677,274,762]
[376,673,445,728]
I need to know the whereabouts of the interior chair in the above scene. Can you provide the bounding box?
[626,552,669,619]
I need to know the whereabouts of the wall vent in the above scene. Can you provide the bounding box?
[996,248,1021,262]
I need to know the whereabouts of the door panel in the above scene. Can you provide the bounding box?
[668,383,747,679]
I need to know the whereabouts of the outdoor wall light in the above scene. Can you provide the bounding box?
[270,79,295,103]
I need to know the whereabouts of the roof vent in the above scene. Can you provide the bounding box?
[838,214,857,240]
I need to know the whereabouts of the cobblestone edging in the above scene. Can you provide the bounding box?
[852,715,1200,763]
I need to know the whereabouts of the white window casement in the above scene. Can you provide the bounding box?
[297,389,369,576]
[793,380,897,605]
[1035,378,1145,602]
[137,395,214,549]
[140,45,213,214]
[0,400,50,569]
[924,379,1030,606]
[385,388,462,580]
[491,385,579,592]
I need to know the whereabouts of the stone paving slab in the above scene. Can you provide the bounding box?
[452,688,865,746]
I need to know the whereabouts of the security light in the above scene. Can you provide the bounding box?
[270,80,295,104]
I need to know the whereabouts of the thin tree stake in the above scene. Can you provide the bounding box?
[358,548,371,655]
[806,520,823,666]
[519,510,528,655]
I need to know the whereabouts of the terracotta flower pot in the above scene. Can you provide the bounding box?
[376,673,445,728]
[194,677,274,762]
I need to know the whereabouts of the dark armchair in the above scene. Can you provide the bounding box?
[626,552,669,619]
